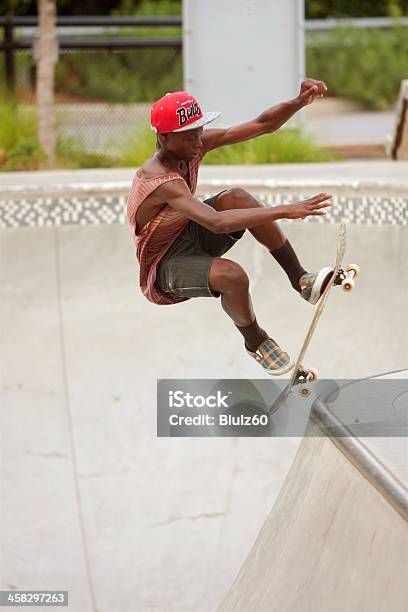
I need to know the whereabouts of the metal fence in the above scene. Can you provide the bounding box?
[0,16,182,161]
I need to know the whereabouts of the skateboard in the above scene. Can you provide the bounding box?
[269,222,360,416]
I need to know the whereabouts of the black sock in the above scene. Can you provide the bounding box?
[270,240,307,292]
[236,318,269,352]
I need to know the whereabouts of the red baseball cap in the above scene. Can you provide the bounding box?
[151,91,220,134]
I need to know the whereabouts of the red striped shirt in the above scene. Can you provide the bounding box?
[127,152,203,305]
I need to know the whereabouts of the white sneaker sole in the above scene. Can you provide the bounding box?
[309,267,333,305]
[246,349,295,376]
[265,360,295,376]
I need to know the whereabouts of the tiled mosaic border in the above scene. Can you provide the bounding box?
[0,191,407,228]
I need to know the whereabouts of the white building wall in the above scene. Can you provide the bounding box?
[183,0,305,127]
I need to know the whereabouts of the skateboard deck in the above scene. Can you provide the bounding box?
[269,222,359,416]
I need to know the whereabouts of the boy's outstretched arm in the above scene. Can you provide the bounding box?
[158,180,331,235]
[202,78,328,152]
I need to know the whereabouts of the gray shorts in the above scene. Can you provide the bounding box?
[155,191,245,298]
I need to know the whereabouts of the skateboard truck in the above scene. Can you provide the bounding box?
[334,264,360,292]
[342,264,360,291]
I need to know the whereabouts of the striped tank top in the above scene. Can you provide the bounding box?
[127,152,203,305]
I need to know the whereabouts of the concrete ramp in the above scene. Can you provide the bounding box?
[1,167,408,611]
[217,395,408,612]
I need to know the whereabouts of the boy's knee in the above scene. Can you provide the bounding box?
[216,188,255,210]
[210,259,249,293]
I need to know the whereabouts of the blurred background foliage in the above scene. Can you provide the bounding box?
[1,0,407,17]
[2,0,406,108]
[306,0,408,17]
[1,0,407,169]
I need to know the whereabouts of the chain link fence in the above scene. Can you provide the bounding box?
[54,46,182,159]
[0,17,183,164]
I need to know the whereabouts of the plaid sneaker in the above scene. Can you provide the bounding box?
[299,267,333,305]
[246,338,294,376]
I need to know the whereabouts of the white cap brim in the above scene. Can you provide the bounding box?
[171,111,221,132]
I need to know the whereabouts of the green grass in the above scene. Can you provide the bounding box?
[203,129,336,164]
[0,98,47,170]
[0,98,117,171]
[0,98,338,170]
[118,126,337,167]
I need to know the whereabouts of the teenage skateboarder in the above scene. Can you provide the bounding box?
[127,79,333,374]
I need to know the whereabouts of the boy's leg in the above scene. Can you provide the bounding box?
[208,258,268,350]
[208,257,292,372]
[207,257,254,327]
[213,188,307,291]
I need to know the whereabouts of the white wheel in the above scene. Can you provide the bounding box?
[342,278,355,292]
[307,367,319,382]
[346,263,360,277]
[299,386,311,398]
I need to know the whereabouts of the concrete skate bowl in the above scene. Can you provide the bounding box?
[1,178,407,612]
[217,370,408,612]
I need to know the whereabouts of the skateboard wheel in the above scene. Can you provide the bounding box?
[346,263,360,277]
[307,367,319,382]
[299,386,311,398]
[342,278,355,291]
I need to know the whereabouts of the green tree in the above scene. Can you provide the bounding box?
[1,0,181,16]
[36,0,57,165]
[305,0,408,18]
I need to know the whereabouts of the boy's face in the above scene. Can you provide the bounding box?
[160,127,204,161]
